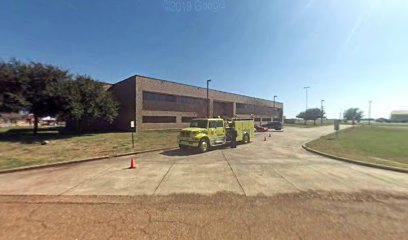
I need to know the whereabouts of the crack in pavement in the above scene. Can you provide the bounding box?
[58,159,116,195]
[221,150,247,196]
[153,162,175,195]
[272,168,303,192]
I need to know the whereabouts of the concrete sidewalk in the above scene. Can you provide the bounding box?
[0,125,407,196]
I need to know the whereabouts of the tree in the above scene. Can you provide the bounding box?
[343,108,364,125]
[376,118,389,123]
[296,111,306,124]
[304,108,323,125]
[0,60,70,134]
[24,62,70,134]
[296,108,324,125]
[296,111,305,119]
[1,59,118,134]
[59,76,118,133]
[0,59,29,112]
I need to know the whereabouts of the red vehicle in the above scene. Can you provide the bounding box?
[255,125,269,132]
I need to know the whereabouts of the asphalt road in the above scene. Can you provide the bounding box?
[0,125,407,196]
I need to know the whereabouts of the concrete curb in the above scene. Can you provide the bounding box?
[0,147,178,174]
[302,144,408,174]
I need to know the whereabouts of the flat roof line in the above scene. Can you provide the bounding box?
[130,74,282,105]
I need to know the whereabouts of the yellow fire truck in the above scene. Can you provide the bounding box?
[178,118,254,152]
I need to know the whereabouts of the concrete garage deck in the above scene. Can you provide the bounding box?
[0,126,407,196]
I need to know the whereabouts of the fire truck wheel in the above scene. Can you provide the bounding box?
[199,139,209,153]
[243,134,250,144]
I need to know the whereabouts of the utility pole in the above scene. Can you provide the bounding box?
[304,86,310,111]
[273,95,277,121]
[368,100,372,125]
[321,99,325,125]
[206,79,211,118]
[273,95,277,108]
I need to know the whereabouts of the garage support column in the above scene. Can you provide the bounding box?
[232,102,236,118]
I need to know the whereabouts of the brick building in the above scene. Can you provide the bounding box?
[106,75,283,132]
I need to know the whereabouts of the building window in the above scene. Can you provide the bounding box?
[178,96,206,105]
[143,91,207,114]
[143,92,176,102]
[236,103,274,115]
[142,116,176,123]
[181,117,195,123]
[254,118,261,121]
[263,118,271,122]
[143,91,206,105]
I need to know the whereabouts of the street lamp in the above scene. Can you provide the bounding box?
[273,95,277,108]
[207,79,211,118]
[368,100,372,125]
[321,99,325,125]
[304,86,310,111]
[273,95,277,121]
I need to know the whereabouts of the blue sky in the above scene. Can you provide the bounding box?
[1,0,407,118]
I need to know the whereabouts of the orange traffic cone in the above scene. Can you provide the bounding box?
[264,136,267,141]
[129,158,136,169]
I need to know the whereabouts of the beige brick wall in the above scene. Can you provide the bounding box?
[107,75,284,131]
[134,76,283,131]
[110,77,136,131]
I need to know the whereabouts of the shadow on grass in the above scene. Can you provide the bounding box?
[0,127,121,144]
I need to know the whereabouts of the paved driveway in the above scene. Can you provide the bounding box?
[0,125,407,196]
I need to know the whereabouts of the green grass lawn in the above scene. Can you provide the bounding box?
[306,126,408,169]
[0,127,179,170]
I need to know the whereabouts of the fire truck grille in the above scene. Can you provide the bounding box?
[180,131,191,138]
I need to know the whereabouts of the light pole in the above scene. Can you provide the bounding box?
[304,86,310,111]
[273,95,277,121]
[321,99,325,125]
[368,100,372,125]
[207,79,211,118]
[273,95,277,108]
